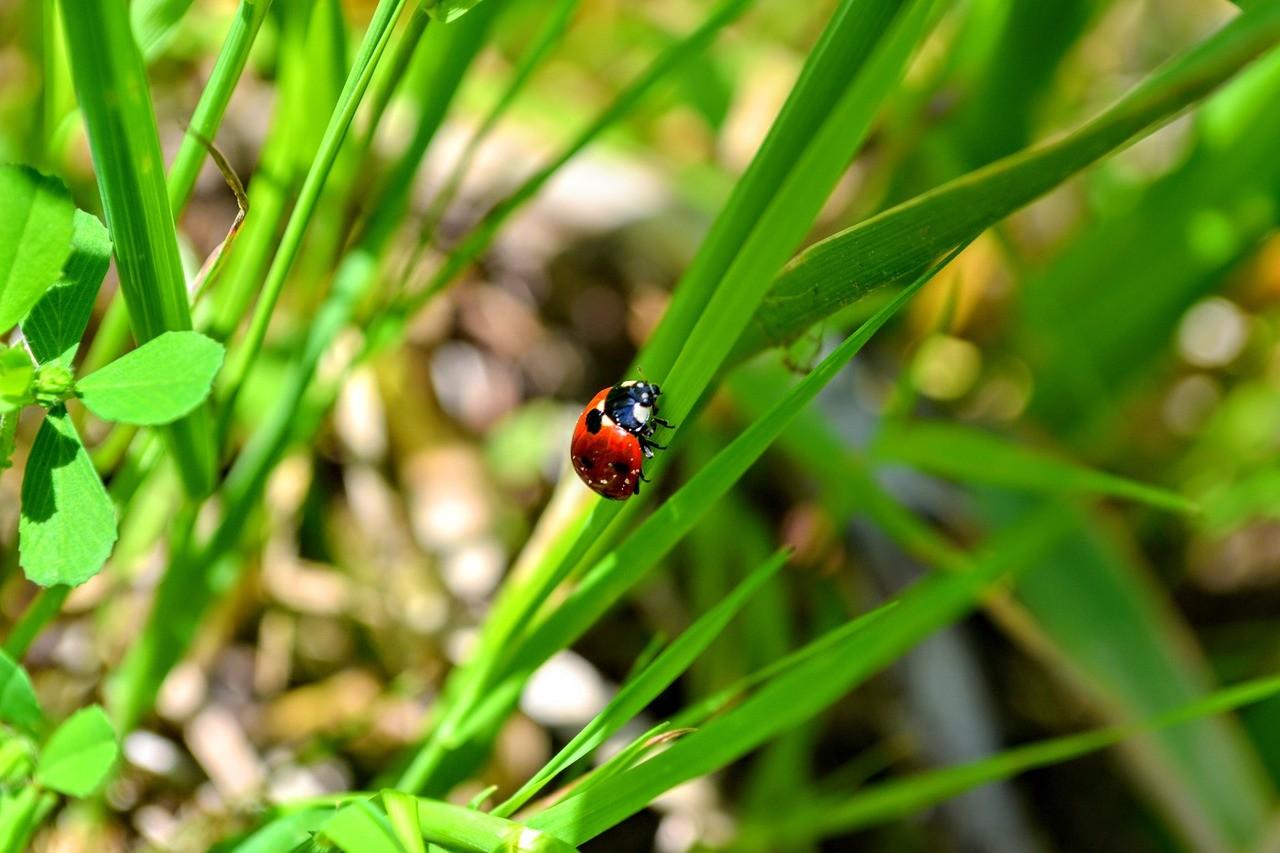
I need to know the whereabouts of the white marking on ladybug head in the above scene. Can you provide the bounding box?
[632,402,651,425]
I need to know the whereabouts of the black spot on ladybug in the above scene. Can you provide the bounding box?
[610,461,630,475]
[585,409,603,434]
[578,455,594,470]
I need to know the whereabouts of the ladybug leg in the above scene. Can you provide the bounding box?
[652,417,675,429]
[641,443,655,459]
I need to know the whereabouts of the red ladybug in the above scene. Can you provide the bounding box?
[571,380,672,500]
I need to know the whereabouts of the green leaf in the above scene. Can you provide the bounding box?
[34,705,118,797]
[492,550,790,818]
[321,799,405,853]
[22,209,112,369]
[0,347,34,412]
[77,331,225,426]
[381,790,426,853]
[19,407,118,587]
[871,420,1197,513]
[0,651,44,735]
[228,808,332,853]
[0,165,75,334]
[527,507,1074,844]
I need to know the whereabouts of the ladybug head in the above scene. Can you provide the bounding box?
[633,382,661,407]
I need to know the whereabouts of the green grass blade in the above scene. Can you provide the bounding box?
[1002,502,1275,849]
[381,790,426,853]
[526,508,1074,843]
[2,586,70,661]
[320,799,405,853]
[216,0,408,413]
[60,0,217,497]
[197,0,347,342]
[492,549,789,818]
[636,0,922,384]
[751,672,1280,844]
[651,0,936,443]
[871,420,1197,513]
[413,799,577,852]
[736,0,1280,359]
[131,0,195,60]
[166,0,275,214]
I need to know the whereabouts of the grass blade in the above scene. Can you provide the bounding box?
[736,1,1280,359]
[749,671,1280,844]
[492,549,789,818]
[216,0,408,414]
[526,508,1073,843]
[60,0,217,497]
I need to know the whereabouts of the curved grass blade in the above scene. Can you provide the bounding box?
[735,1,1280,360]
[492,549,789,818]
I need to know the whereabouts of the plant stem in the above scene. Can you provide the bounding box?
[3,586,70,660]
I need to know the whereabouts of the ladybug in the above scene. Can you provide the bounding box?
[571,380,672,500]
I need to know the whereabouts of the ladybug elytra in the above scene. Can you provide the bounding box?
[570,380,672,500]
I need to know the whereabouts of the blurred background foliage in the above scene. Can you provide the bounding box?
[3,0,1280,850]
